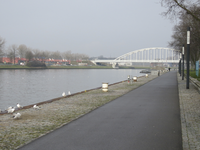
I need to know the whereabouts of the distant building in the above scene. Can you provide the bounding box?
[78,63,88,66]
[0,57,71,65]
[0,57,25,64]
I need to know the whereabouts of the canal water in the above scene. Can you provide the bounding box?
[0,69,144,110]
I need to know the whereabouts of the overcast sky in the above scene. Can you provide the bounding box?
[0,0,175,57]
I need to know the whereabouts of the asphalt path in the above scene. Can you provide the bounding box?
[18,71,182,150]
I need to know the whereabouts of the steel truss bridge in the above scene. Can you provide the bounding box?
[92,47,180,64]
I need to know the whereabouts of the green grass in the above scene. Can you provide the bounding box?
[47,65,113,69]
[134,66,150,69]
[182,70,200,81]
[189,70,200,80]
[0,65,30,69]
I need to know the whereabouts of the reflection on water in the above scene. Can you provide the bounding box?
[0,69,143,110]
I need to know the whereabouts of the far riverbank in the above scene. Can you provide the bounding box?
[0,64,150,69]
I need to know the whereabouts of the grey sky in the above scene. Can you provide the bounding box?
[0,0,174,57]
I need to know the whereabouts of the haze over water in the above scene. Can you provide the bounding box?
[0,69,143,110]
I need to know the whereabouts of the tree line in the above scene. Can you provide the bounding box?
[0,39,89,62]
[161,0,200,66]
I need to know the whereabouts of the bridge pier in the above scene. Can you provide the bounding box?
[91,61,96,65]
[112,63,119,68]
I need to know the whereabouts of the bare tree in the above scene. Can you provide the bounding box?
[3,39,90,64]
[7,44,18,64]
[50,51,62,59]
[32,49,41,59]
[161,0,200,66]
[168,8,200,66]
[39,51,50,62]
[82,54,89,60]
[71,53,78,61]
[62,51,72,60]
[25,48,34,61]
[43,51,50,59]
[0,37,5,56]
[18,44,27,58]
[161,0,200,22]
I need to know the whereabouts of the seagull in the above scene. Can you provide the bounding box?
[62,92,66,97]
[7,107,15,113]
[7,106,12,110]
[17,103,23,108]
[13,113,21,119]
[68,91,71,95]
[33,105,41,109]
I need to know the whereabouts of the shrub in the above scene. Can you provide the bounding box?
[26,60,47,67]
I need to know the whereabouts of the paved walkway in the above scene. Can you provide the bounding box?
[178,74,200,150]
[18,71,182,150]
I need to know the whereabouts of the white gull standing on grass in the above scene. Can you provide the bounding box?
[33,105,41,109]
[68,91,71,95]
[7,106,12,110]
[62,92,66,97]
[13,113,21,119]
[17,103,23,108]
[7,107,15,113]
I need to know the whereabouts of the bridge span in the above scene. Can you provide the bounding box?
[92,47,180,65]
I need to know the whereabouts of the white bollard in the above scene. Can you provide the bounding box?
[133,76,137,82]
[102,83,108,92]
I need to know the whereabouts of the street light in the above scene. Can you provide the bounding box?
[179,52,182,76]
[182,45,184,80]
[186,27,190,89]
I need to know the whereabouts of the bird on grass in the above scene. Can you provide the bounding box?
[17,103,23,109]
[68,91,71,95]
[7,107,15,113]
[33,105,41,109]
[62,92,66,97]
[13,113,21,119]
[7,106,12,110]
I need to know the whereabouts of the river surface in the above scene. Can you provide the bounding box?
[0,69,144,110]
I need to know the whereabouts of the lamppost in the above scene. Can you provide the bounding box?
[179,59,180,75]
[180,52,182,76]
[182,45,184,80]
[186,27,190,89]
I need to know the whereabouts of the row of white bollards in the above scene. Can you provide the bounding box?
[128,75,138,84]
[102,74,149,92]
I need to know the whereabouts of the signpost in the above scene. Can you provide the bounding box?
[182,46,184,80]
[196,61,199,77]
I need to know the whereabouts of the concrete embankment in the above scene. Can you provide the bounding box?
[0,74,158,150]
